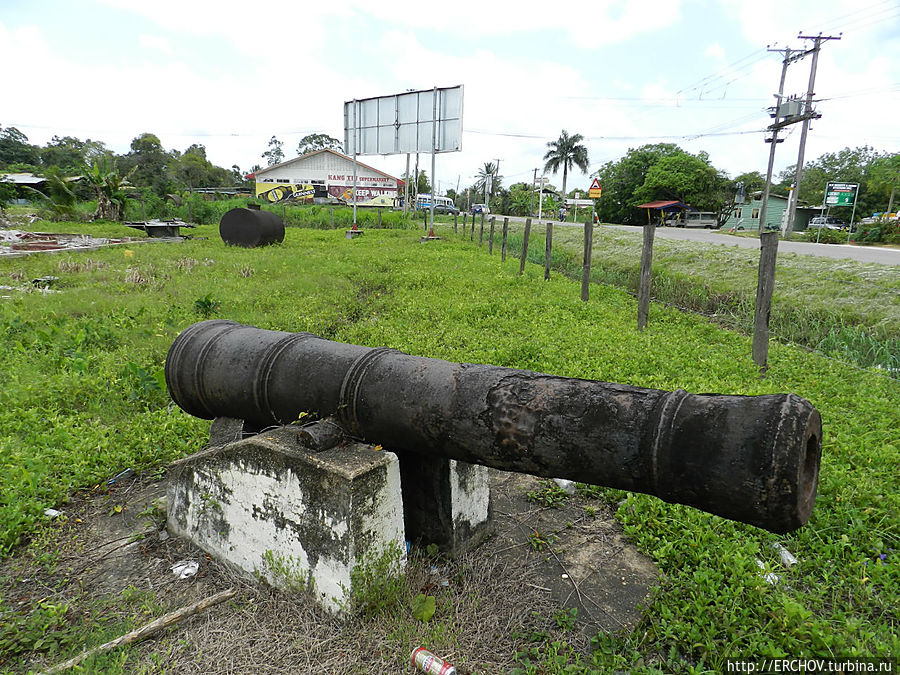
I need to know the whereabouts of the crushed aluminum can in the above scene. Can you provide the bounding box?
[772,542,798,567]
[410,647,457,675]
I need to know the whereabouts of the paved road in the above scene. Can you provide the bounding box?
[494,216,900,266]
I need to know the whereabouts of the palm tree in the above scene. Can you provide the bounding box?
[543,131,589,217]
[85,158,134,221]
[475,162,502,205]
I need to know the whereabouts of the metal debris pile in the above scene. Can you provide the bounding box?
[0,230,130,255]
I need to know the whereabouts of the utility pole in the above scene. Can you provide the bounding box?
[751,34,838,372]
[492,158,501,208]
[538,171,546,221]
[757,46,798,237]
[529,168,537,217]
[783,33,841,238]
[752,44,804,372]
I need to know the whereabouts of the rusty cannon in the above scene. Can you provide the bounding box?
[165,320,822,533]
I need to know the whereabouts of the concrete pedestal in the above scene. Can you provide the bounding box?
[397,453,491,557]
[167,426,405,613]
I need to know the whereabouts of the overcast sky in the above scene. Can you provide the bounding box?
[2,0,897,194]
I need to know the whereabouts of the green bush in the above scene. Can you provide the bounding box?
[802,228,847,244]
[854,219,900,245]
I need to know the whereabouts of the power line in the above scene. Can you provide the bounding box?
[813,0,900,34]
[676,48,770,99]
[466,128,766,142]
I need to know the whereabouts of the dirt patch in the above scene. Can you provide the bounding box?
[486,472,659,637]
[1,468,658,674]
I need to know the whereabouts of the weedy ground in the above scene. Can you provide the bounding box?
[0,213,897,673]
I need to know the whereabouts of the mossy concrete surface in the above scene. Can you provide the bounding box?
[167,426,405,612]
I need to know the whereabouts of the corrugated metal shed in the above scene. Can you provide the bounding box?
[1,173,47,185]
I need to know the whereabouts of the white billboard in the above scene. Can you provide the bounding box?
[344,86,463,156]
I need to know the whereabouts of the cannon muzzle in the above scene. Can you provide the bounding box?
[165,320,821,533]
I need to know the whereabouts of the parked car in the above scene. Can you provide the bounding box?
[809,216,845,230]
[471,203,489,214]
[432,204,460,216]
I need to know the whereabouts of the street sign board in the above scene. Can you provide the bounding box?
[344,86,464,156]
[824,182,858,207]
[589,178,602,199]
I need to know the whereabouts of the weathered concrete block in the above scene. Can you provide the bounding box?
[398,453,491,556]
[167,426,405,612]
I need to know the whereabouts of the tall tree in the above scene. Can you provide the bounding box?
[262,136,284,166]
[297,133,343,155]
[867,154,900,216]
[592,143,684,224]
[122,133,175,196]
[0,125,40,167]
[633,152,719,206]
[40,136,88,172]
[543,130,589,215]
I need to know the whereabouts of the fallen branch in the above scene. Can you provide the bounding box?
[38,587,237,675]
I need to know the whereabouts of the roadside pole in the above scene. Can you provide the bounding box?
[637,222,654,330]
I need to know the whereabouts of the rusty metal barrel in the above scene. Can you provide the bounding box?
[165,320,822,533]
[219,207,284,247]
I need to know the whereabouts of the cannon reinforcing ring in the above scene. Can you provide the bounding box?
[253,331,317,424]
[337,347,399,436]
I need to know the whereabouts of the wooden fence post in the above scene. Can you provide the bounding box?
[501,217,509,261]
[479,213,485,246]
[544,222,553,280]
[489,217,495,254]
[752,231,779,373]
[470,213,475,240]
[377,209,382,228]
[519,218,532,276]
[581,221,593,302]
[637,222,655,330]
[454,212,458,233]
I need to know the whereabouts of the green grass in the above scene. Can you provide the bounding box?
[500,222,900,374]
[1,220,897,672]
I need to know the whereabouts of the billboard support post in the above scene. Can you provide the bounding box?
[430,86,437,235]
[404,153,410,214]
[847,184,860,244]
[352,99,358,228]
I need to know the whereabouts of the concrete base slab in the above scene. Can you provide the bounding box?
[167,426,405,613]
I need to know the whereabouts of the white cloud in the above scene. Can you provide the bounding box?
[138,34,174,55]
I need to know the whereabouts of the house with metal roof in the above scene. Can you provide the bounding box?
[723,193,817,232]
[251,149,402,204]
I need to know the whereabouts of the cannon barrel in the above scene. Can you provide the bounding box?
[165,320,822,533]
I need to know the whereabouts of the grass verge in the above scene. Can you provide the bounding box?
[0,221,897,672]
